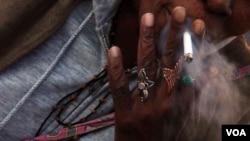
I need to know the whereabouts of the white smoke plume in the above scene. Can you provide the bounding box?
[159,21,250,140]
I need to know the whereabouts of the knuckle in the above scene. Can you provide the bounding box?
[144,59,158,69]
[142,27,154,44]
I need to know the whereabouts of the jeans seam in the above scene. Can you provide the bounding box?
[0,10,94,130]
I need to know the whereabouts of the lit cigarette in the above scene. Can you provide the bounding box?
[183,31,193,63]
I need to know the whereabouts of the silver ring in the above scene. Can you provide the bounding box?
[138,68,155,102]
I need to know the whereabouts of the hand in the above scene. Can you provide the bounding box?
[108,7,205,141]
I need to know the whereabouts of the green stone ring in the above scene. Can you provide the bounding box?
[182,75,193,85]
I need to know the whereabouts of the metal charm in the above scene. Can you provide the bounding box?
[138,68,155,102]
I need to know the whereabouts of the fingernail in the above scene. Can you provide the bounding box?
[109,46,120,58]
[192,19,205,35]
[172,6,186,23]
[142,13,154,27]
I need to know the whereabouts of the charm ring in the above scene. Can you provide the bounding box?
[162,59,181,93]
[138,68,155,102]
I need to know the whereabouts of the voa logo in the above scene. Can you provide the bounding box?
[226,129,246,136]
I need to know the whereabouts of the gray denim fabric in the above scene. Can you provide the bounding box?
[0,0,120,140]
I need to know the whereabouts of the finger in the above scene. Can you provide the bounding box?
[108,46,131,111]
[161,6,186,68]
[192,19,206,44]
[137,13,158,81]
[192,19,205,36]
[191,19,206,57]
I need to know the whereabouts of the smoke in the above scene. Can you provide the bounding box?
[188,38,239,119]
[181,36,247,140]
[159,21,248,140]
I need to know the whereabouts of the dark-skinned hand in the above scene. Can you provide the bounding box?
[107,7,205,141]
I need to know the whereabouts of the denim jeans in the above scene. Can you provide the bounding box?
[0,0,120,140]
